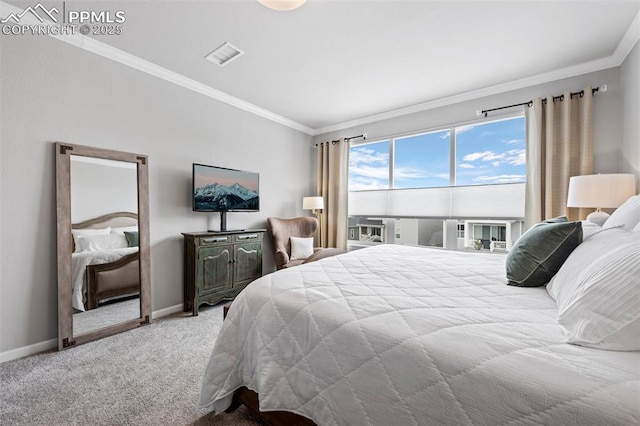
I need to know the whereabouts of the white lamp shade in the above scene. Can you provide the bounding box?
[567,173,636,208]
[257,0,306,11]
[303,196,324,210]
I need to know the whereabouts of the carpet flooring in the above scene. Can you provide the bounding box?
[0,304,264,425]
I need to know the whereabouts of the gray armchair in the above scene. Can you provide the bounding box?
[267,217,345,270]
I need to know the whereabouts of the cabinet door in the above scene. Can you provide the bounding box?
[198,246,232,294]
[234,242,262,286]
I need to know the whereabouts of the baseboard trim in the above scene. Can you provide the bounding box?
[0,338,58,364]
[152,303,184,319]
[0,303,186,364]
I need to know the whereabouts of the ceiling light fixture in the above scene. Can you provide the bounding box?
[257,0,307,11]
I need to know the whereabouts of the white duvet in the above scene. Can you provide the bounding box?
[199,245,640,425]
[71,247,138,311]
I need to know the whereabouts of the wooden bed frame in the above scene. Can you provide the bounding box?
[73,212,140,310]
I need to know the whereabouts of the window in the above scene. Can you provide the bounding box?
[394,130,450,189]
[455,116,526,186]
[457,224,465,239]
[349,140,390,190]
[348,115,525,191]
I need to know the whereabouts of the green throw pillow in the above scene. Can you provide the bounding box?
[506,220,582,287]
[124,231,139,247]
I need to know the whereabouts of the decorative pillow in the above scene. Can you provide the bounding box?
[124,231,139,247]
[76,232,128,252]
[548,229,640,350]
[71,227,111,253]
[290,237,314,260]
[603,195,640,231]
[506,220,582,287]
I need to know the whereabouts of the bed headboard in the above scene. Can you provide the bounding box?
[72,211,138,230]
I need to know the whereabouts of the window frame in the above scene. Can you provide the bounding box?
[348,110,525,192]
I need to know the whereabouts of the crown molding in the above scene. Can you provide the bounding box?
[313,9,640,136]
[2,1,638,138]
[0,1,315,135]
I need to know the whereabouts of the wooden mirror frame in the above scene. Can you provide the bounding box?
[55,142,151,350]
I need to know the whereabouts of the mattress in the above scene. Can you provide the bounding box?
[199,244,640,425]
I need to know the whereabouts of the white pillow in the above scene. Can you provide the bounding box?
[71,227,111,253]
[633,221,640,232]
[76,232,128,252]
[290,237,314,260]
[603,194,640,231]
[548,228,640,350]
[581,220,602,240]
[111,225,138,234]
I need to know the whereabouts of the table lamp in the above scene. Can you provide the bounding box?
[567,173,636,226]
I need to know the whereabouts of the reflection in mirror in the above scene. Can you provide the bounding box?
[70,156,140,337]
[56,142,151,350]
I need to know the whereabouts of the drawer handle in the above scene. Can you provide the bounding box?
[203,237,228,243]
[238,234,258,240]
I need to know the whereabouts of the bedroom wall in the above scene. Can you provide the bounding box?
[620,40,640,185]
[314,67,623,175]
[70,160,138,222]
[0,34,314,356]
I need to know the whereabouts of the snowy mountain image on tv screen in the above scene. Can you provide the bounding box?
[194,182,259,211]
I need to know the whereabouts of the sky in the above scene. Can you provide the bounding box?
[349,116,525,190]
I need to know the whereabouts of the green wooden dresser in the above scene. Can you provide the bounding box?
[182,229,264,316]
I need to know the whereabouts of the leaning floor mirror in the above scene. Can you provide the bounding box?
[55,142,151,350]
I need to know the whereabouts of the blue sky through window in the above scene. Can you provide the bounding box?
[348,115,526,190]
[349,140,389,190]
[455,116,526,185]
[394,131,450,188]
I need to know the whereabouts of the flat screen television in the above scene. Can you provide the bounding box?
[192,163,259,231]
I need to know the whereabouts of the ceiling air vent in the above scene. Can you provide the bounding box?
[205,42,244,67]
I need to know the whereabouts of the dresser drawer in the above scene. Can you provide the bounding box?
[198,235,232,246]
[233,233,262,243]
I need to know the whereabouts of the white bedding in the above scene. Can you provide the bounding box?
[199,245,640,425]
[71,247,138,311]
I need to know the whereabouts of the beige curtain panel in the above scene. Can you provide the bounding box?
[525,87,594,229]
[316,139,349,250]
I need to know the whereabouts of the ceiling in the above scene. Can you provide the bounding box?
[4,0,640,134]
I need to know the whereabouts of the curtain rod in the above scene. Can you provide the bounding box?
[315,133,367,146]
[478,85,606,118]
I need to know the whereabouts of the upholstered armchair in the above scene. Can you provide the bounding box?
[267,217,345,270]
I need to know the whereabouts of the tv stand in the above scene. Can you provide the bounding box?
[182,229,265,315]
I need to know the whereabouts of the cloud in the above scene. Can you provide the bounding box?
[458,163,474,169]
[505,138,524,145]
[462,149,525,167]
[349,165,389,180]
[349,146,388,167]
[455,124,476,135]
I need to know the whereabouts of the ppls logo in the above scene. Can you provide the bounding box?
[1,2,126,36]
[1,2,59,24]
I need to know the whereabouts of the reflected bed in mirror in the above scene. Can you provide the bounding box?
[56,142,151,350]
[71,212,141,336]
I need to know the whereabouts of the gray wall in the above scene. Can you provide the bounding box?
[314,67,624,175]
[0,34,314,353]
[621,41,640,186]
[70,159,138,222]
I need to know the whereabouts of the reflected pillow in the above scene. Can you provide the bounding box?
[124,231,139,247]
[76,232,128,252]
[548,228,640,350]
[506,220,582,287]
[112,225,138,234]
[290,236,314,260]
[603,195,640,231]
[71,227,111,253]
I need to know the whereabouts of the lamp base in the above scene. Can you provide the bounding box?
[586,210,610,227]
